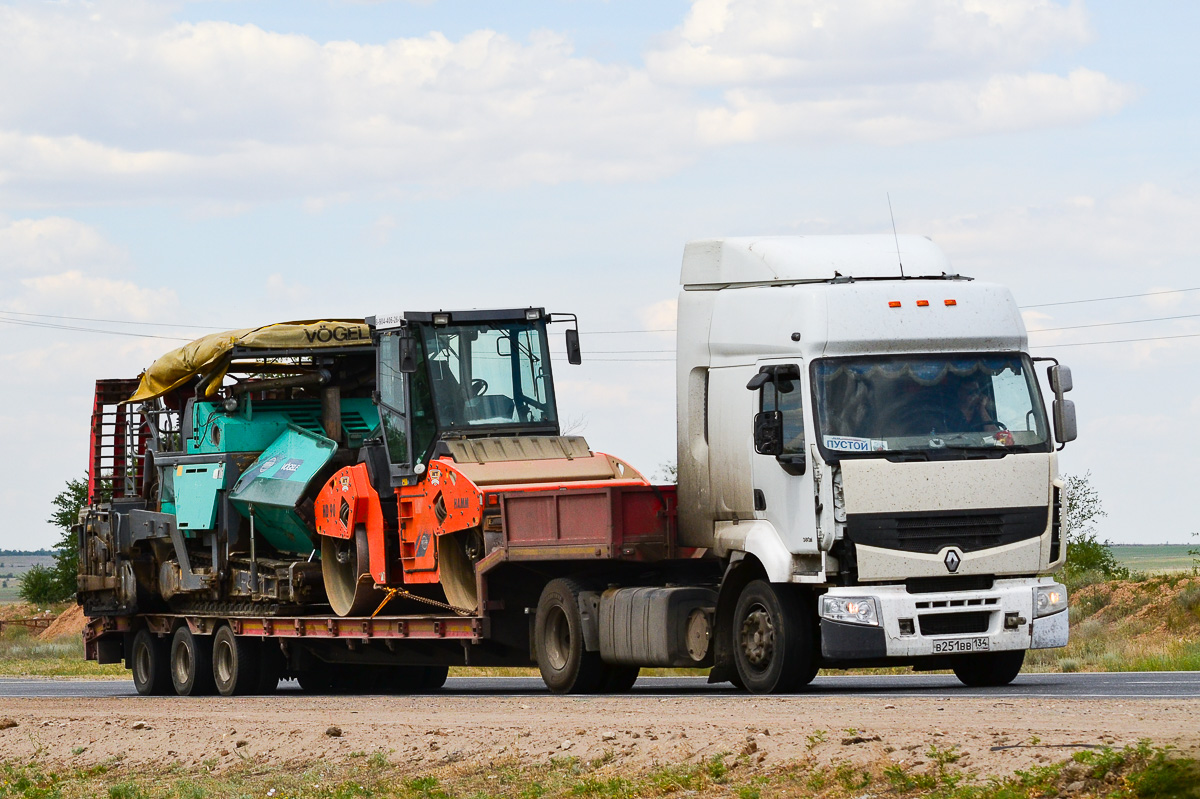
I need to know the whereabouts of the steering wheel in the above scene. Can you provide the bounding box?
[469,379,488,398]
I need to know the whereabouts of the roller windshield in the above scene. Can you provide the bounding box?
[420,321,558,431]
[811,353,1051,458]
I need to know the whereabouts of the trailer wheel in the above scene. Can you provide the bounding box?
[600,665,640,693]
[535,578,605,694]
[731,580,814,694]
[952,650,1025,687]
[170,625,216,696]
[130,629,171,696]
[296,668,336,694]
[212,625,258,696]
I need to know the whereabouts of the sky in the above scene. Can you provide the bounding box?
[1,0,1197,549]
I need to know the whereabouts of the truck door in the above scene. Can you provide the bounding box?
[749,362,822,562]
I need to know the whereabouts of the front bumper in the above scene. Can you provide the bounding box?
[820,578,1068,660]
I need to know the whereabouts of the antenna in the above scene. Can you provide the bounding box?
[887,192,904,278]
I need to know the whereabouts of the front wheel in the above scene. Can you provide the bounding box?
[731,580,815,694]
[952,650,1025,687]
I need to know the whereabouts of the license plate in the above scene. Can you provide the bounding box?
[932,637,991,654]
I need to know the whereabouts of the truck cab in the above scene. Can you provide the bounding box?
[677,235,1074,691]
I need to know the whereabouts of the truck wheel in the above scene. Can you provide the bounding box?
[212,625,258,697]
[600,665,640,693]
[170,625,216,696]
[130,629,171,696]
[535,578,605,694]
[731,580,814,694]
[952,650,1025,687]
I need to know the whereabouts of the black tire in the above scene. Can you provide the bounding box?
[212,625,259,697]
[535,578,605,694]
[130,629,171,696]
[256,640,284,694]
[170,625,216,696]
[731,580,815,694]
[600,665,640,693]
[952,650,1025,687]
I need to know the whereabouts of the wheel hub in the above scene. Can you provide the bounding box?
[739,605,775,668]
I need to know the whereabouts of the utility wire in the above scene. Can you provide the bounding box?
[0,316,193,341]
[1028,312,1200,333]
[1020,286,1200,309]
[1029,332,1200,349]
[0,309,226,330]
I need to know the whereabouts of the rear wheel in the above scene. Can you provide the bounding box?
[212,625,258,696]
[170,625,216,696]
[731,580,815,694]
[130,629,171,696]
[322,526,385,617]
[535,578,605,694]
[952,650,1025,687]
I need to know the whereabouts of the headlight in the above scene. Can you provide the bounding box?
[1035,584,1068,617]
[821,596,880,626]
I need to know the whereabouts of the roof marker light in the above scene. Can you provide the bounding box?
[888,301,902,308]
[917,300,929,307]
[945,299,957,306]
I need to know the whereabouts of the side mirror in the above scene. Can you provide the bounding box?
[565,328,581,365]
[399,336,418,374]
[753,411,784,456]
[1048,364,1072,397]
[1053,399,1077,444]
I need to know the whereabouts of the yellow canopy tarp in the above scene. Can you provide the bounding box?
[127,320,372,403]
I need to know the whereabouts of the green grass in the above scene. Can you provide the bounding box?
[1110,545,1198,574]
[0,556,55,604]
[0,742,1195,799]
[0,625,125,678]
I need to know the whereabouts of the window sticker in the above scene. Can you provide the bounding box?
[823,435,889,452]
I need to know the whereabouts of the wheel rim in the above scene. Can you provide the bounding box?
[215,638,234,685]
[173,641,192,686]
[544,605,571,671]
[134,642,151,685]
[739,603,775,670]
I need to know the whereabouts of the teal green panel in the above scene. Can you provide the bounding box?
[229,425,337,553]
[173,461,234,532]
[188,398,379,454]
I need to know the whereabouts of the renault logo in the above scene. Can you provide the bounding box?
[944,549,962,573]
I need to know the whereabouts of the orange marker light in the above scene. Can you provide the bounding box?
[888,301,902,308]
[945,299,957,306]
[916,300,929,307]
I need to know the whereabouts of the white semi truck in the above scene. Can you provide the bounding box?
[677,235,1073,692]
[79,233,1073,697]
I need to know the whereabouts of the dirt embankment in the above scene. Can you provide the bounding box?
[0,694,1195,778]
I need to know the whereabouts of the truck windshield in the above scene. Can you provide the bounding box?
[811,353,1050,458]
[420,321,558,430]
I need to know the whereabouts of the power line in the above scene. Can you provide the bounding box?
[0,309,225,330]
[1028,312,1200,333]
[1030,331,1200,349]
[1020,286,1200,309]
[0,317,193,341]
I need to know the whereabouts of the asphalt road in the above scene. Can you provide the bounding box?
[2,671,1198,699]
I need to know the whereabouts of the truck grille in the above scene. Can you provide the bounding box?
[845,506,1047,554]
[918,611,991,636]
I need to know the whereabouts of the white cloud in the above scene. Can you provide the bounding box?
[0,0,1130,204]
[0,216,129,276]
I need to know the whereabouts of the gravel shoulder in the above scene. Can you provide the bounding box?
[2,694,1196,779]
